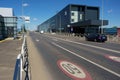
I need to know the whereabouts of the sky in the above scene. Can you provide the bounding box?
[0,0,120,30]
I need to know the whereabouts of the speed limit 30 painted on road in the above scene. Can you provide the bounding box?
[57,60,92,80]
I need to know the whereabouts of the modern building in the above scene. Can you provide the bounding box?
[0,15,5,40]
[103,28,117,35]
[38,4,108,34]
[117,28,120,37]
[0,8,17,39]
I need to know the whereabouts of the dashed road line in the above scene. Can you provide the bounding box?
[36,39,39,42]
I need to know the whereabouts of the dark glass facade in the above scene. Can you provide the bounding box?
[38,4,108,34]
[0,15,17,39]
[0,15,4,39]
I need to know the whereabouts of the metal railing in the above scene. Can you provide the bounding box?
[13,35,30,80]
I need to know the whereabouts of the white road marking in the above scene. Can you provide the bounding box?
[50,36,120,54]
[52,42,120,77]
[59,61,86,78]
[36,39,39,42]
[108,56,120,63]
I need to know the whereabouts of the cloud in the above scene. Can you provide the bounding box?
[108,9,113,13]
[33,18,38,21]
[22,3,29,7]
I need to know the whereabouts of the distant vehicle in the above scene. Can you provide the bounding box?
[85,33,107,42]
[40,30,44,34]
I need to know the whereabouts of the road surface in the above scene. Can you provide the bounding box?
[29,32,120,80]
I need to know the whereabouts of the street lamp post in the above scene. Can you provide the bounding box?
[22,0,24,17]
[59,14,61,33]
[101,0,104,34]
[21,0,25,35]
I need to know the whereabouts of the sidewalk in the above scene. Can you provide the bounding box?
[0,38,22,80]
[45,33,120,44]
[45,33,85,42]
[27,34,53,80]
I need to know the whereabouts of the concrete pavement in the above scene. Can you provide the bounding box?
[0,38,22,80]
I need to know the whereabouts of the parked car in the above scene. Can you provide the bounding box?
[85,33,107,42]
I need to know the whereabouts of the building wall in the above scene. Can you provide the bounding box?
[3,17,17,37]
[70,5,85,23]
[70,5,100,34]
[38,5,70,32]
[38,4,101,34]
[85,7,99,20]
[103,28,117,35]
[117,28,120,37]
[0,8,17,38]
[0,15,5,39]
[0,8,13,16]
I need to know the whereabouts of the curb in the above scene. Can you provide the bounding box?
[0,37,22,43]
[0,38,13,43]
[0,39,7,43]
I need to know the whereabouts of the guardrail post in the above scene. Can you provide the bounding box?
[13,54,21,80]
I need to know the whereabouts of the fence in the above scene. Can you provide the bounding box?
[13,35,30,80]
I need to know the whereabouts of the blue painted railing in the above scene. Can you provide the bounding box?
[13,35,30,80]
[13,54,21,80]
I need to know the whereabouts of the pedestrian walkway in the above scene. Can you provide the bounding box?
[0,38,22,80]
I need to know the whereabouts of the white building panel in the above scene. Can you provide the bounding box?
[71,11,78,23]
[0,8,13,16]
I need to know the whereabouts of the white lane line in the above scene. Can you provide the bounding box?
[36,39,39,42]
[52,42,120,77]
[50,36,120,54]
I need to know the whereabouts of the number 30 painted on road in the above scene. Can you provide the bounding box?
[57,60,92,80]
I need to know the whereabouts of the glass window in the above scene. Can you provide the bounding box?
[80,14,83,20]
[7,18,14,22]
[71,13,74,16]
[4,17,17,22]
[65,11,67,15]
[71,19,74,22]
[4,18,7,22]
[5,23,15,26]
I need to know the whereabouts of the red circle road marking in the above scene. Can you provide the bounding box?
[105,55,120,63]
[57,60,92,80]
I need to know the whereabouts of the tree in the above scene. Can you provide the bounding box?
[112,26,118,28]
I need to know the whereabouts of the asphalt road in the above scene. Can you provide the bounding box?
[29,32,120,80]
